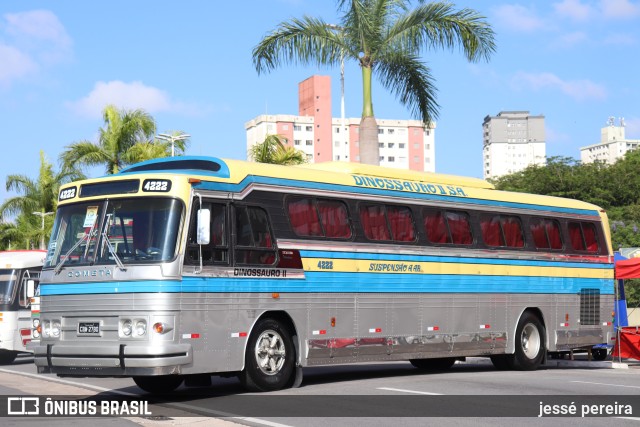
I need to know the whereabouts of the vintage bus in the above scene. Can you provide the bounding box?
[0,250,45,363]
[34,157,615,393]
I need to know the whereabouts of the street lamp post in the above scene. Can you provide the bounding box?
[32,211,53,250]
[156,133,191,157]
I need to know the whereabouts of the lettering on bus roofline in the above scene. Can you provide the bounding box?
[351,175,468,197]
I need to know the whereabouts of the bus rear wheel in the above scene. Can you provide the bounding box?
[410,357,456,371]
[591,347,608,361]
[510,312,545,371]
[239,318,295,392]
[133,375,184,394]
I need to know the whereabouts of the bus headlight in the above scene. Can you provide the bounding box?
[121,320,132,337]
[51,321,61,337]
[42,321,51,338]
[135,320,147,337]
[32,318,40,328]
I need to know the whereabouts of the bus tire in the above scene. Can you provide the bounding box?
[410,357,456,371]
[510,312,545,371]
[591,347,608,361]
[240,318,295,392]
[133,375,184,394]
[0,350,17,364]
[490,355,512,370]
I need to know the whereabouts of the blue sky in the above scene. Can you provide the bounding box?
[1,0,639,206]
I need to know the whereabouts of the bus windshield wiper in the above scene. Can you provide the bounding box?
[101,214,126,272]
[54,221,97,274]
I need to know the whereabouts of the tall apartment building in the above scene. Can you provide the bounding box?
[245,75,436,172]
[482,111,546,179]
[580,117,640,164]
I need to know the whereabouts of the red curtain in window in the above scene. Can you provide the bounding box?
[447,212,472,245]
[568,223,584,250]
[530,221,549,249]
[387,206,415,241]
[288,199,322,236]
[582,223,599,252]
[502,217,524,247]
[360,205,390,240]
[481,215,504,247]
[318,201,351,238]
[424,211,449,243]
[546,221,563,249]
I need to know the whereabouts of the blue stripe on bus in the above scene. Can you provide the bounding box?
[193,176,600,216]
[40,274,614,296]
[299,250,613,269]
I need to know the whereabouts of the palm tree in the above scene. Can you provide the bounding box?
[253,0,496,165]
[0,151,83,249]
[60,104,157,174]
[249,134,307,165]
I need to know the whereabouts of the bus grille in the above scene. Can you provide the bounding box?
[579,288,600,325]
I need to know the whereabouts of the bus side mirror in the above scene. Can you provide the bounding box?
[26,279,36,299]
[197,209,210,245]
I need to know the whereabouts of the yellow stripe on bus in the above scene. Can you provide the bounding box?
[303,258,614,279]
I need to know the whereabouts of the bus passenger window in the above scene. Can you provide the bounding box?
[446,211,473,245]
[288,198,322,237]
[235,206,276,265]
[568,222,599,252]
[530,218,562,250]
[318,200,351,238]
[288,197,352,239]
[481,214,524,248]
[360,205,391,241]
[387,206,415,241]
[503,217,524,247]
[481,215,504,247]
[424,210,449,243]
[185,202,228,265]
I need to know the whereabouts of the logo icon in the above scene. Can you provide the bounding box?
[7,397,40,415]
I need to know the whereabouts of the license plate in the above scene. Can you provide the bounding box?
[78,322,100,334]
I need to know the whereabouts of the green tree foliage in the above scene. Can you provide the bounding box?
[0,151,83,249]
[249,134,307,165]
[253,0,495,165]
[60,105,158,174]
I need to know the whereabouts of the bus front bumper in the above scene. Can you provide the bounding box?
[33,342,192,376]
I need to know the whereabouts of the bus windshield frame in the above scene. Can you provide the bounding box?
[44,197,183,269]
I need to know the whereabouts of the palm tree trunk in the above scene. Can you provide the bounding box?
[359,65,379,165]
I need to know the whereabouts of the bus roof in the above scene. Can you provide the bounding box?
[66,156,603,215]
[0,250,46,269]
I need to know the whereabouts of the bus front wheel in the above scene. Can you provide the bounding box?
[133,375,184,394]
[239,318,295,392]
[510,312,545,371]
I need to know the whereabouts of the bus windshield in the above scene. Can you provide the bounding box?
[44,198,183,269]
[0,269,18,304]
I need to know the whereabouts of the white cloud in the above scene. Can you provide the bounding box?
[601,33,637,45]
[0,10,71,87]
[600,0,640,18]
[553,31,588,48]
[66,80,208,118]
[553,0,593,22]
[492,4,545,32]
[511,72,607,101]
[0,43,37,88]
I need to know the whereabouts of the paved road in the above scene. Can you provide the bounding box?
[1,354,639,426]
